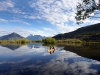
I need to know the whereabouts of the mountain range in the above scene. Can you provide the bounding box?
[26,34,46,40]
[0,33,46,40]
[0,32,24,40]
[0,23,100,42]
[53,23,100,42]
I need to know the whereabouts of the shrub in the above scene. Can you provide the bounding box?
[42,38,57,44]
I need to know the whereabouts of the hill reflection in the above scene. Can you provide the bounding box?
[63,44,100,61]
[0,43,43,50]
[0,44,21,50]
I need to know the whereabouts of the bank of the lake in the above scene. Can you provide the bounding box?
[0,37,100,45]
[0,39,31,44]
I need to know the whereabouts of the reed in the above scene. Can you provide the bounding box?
[0,39,31,44]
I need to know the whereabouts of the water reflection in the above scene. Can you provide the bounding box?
[0,44,21,50]
[63,44,100,61]
[27,43,42,49]
[0,43,42,51]
[0,43,100,75]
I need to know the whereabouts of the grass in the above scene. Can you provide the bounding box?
[0,38,100,45]
[0,39,31,44]
[57,39,82,43]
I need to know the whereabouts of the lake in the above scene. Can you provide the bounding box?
[0,43,100,75]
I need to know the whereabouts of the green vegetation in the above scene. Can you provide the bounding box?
[42,37,57,44]
[53,23,100,43]
[31,40,42,43]
[57,39,82,43]
[42,43,57,46]
[0,39,31,44]
[76,0,100,24]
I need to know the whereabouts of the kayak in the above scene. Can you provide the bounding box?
[48,48,56,53]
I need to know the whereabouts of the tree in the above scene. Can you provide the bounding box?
[42,38,57,44]
[75,0,100,24]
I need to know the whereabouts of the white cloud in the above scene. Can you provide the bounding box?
[83,18,100,25]
[0,18,8,22]
[24,15,41,20]
[28,0,100,33]
[0,44,45,57]
[0,0,14,11]
[0,45,100,75]
[11,8,26,14]
[0,27,57,37]
[43,27,54,32]
[39,51,100,75]
[56,23,79,33]
[0,18,31,25]
[28,0,82,33]
[0,0,29,26]
[0,0,26,15]
[33,29,57,37]
[0,58,30,64]
[0,27,31,37]
[10,19,31,25]
[0,0,99,36]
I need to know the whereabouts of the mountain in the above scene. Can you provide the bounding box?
[53,23,100,41]
[26,34,46,40]
[0,32,24,40]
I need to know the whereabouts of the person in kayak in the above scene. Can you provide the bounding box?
[48,46,56,54]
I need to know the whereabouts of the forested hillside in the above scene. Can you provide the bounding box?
[53,23,100,42]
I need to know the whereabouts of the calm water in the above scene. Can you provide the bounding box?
[0,43,100,75]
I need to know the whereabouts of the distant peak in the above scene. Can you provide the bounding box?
[12,32,17,34]
[34,35,41,36]
[30,34,33,36]
[0,32,24,40]
[11,32,17,34]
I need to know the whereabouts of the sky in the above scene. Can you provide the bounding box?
[0,0,100,37]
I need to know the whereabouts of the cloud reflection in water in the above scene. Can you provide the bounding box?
[0,44,100,75]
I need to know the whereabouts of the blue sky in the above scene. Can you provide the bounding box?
[0,0,99,37]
